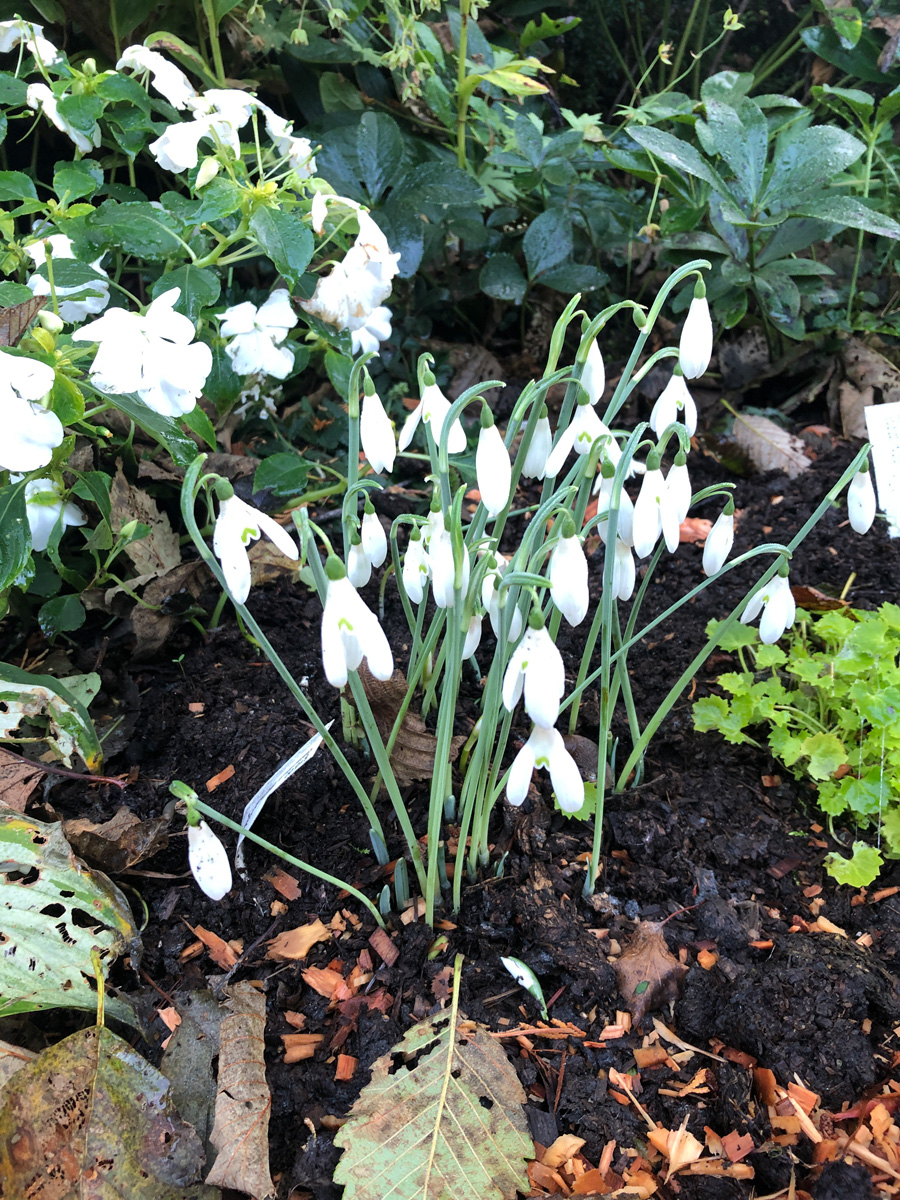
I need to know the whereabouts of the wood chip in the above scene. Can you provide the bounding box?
[205,764,235,792]
[368,927,399,966]
[184,923,241,970]
[335,1054,357,1082]
[301,967,345,999]
[266,919,331,961]
[264,868,302,900]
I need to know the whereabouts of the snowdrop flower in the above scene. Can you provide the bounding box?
[476,412,511,518]
[482,553,523,642]
[593,464,634,547]
[427,520,468,609]
[398,377,466,455]
[361,501,387,568]
[347,536,371,588]
[649,370,697,438]
[212,491,299,605]
[220,289,297,380]
[0,350,62,472]
[632,454,680,558]
[26,84,100,154]
[25,235,110,323]
[847,463,876,535]
[581,339,605,405]
[502,618,566,729]
[521,408,552,480]
[666,451,692,526]
[463,614,482,659]
[117,45,197,109]
[402,528,428,603]
[149,116,214,173]
[741,571,796,645]
[549,521,589,627]
[611,538,635,601]
[679,287,713,380]
[360,384,395,474]
[73,288,212,418]
[702,501,734,575]
[507,725,584,813]
[0,18,60,64]
[544,401,614,479]
[321,558,393,687]
[351,306,392,357]
[19,477,86,551]
[187,819,232,901]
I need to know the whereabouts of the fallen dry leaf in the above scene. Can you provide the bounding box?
[63,805,169,872]
[358,662,464,786]
[266,918,330,961]
[732,413,811,479]
[679,517,712,544]
[206,981,275,1198]
[613,922,688,1025]
[109,461,181,576]
[0,1038,37,1091]
[0,748,44,812]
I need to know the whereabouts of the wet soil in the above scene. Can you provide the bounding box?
[7,440,900,1199]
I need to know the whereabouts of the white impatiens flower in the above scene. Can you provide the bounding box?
[257,102,317,175]
[73,288,212,418]
[481,552,524,642]
[847,465,876,535]
[398,379,466,455]
[679,292,713,380]
[0,18,60,65]
[649,371,697,438]
[741,572,796,645]
[475,416,511,518]
[0,350,62,473]
[632,456,680,558]
[116,45,198,109]
[149,116,214,173]
[611,538,635,601]
[544,402,614,479]
[702,503,734,575]
[19,477,86,551]
[549,527,589,627]
[321,561,393,688]
[351,306,392,357]
[310,191,329,236]
[402,529,429,603]
[507,725,584,813]
[220,289,297,380]
[521,410,552,480]
[26,84,100,154]
[301,208,400,341]
[581,339,605,405]
[502,621,565,730]
[25,234,110,324]
[188,88,256,158]
[360,387,395,474]
[187,819,232,901]
[361,504,387,569]
[213,492,299,605]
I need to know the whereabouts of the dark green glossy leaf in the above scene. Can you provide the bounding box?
[151,265,220,323]
[0,171,37,202]
[38,593,85,639]
[249,207,314,288]
[253,452,309,498]
[523,208,572,279]
[479,253,527,304]
[0,481,31,593]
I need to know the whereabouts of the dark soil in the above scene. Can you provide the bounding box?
[6,440,900,1199]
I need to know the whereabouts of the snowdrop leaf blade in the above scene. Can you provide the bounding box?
[249,208,314,289]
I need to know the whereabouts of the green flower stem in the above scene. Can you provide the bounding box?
[200,0,227,85]
[190,796,385,928]
[342,353,375,558]
[455,0,472,168]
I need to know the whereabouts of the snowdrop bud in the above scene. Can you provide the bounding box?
[679,281,713,380]
[188,819,232,901]
[612,538,635,601]
[702,500,734,575]
[582,339,605,405]
[361,500,388,568]
[360,380,395,474]
[667,451,692,526]
[847,463,876,535]
[522,407,552,480]
[632,453,665,559]
[347,534,371,587]
[549,518,589,627]
[402,528,428,604]
[462,613,482,659]
[476,409,512,518]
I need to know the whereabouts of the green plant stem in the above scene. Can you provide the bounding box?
[456,0,471,168]
[847,132,877,323]
[191,797,385,927]
[201,0,227,85]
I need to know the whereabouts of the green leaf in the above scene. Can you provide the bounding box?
[813,84,874,124]
[38,594,85,640]
[824,842,883,887]
[56,93,103,139]
[49,372,85,425]
[754,644,787,668]
[333,1007,531,1200]
[71,471,112,524]
[0,481,31,593]
[793,196,900,240]
[144,30,221,89]
[0,171,37,202]
[521,12,580,50]
[480,253,527,303]
[249,207,314,289]
[53,161,103,202]
[769,725,806,767]
[108,393,199,468]
[628,126,730,195]
[0,661,102,770]
[95,70,152,110]
[213,0,243,19]
[180,404,217,451]
[356,112,405,205]
[0,282,35,305]
[203,343,243,411]
[704,618,759,651]
[85,200,185,260]
[0,810,139,1021]
[253,452,309,499]
[691,695,755,744]
[762,126,865,212]
[697,98,768,208]
[151,265,220,323]
[801,732,847,780]
[523,208,572,279]
[401,163,484,209]
[0,71,27,106]
[540,261,608,293]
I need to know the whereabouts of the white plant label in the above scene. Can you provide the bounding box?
[864,401,900,537]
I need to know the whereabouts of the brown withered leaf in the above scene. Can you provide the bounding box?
[206,981,275,1199]
[0,297,45,346]
[358,662,464,786]
[613,921,688,1025]
[0,747,44,813]
[109,461,181,577]
[790,586,850,613]
[63,805,170,872]
[0,1038,37,1092]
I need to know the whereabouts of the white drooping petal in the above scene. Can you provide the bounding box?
[462,614,482,659]
[397,401,423,453]
[22,477,86,551]
[510,726,584,813]
[212,494,298,604]
[632,467,665,559]
[0,18,61,65]
[847,469,876,535]
[0,351,62,473]
[117,45,197,109]
[361,509,388,568]
[679,296,713,380]
[702,509,734,575]
[421,382,466,455]
[402,535,428,604]
[650,372,697,439]
[612,538,635,601]
[667,461,692,526]
[758,575,796,645]
[549,534,589,627]
[507,739,537,806]
[188,820,233,901]
[360,391,395,474]
[502,626,565,729]
[482,553,523,641]
[476,423,512,518]
[321,575,393,687]
[347,541,371,588]
[594,475,634,548]
[521,415,552,480]
[428,527,461,609]
[581,340,605,405]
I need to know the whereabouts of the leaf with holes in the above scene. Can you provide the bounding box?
[0,661,102,770]
[0,807,139,1024]
[0,1024,216,1197]
[333,1007,531,1199]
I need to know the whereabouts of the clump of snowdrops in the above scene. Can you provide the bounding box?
[179,262,876,924]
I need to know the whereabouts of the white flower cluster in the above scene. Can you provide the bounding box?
[24,232,110,325]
